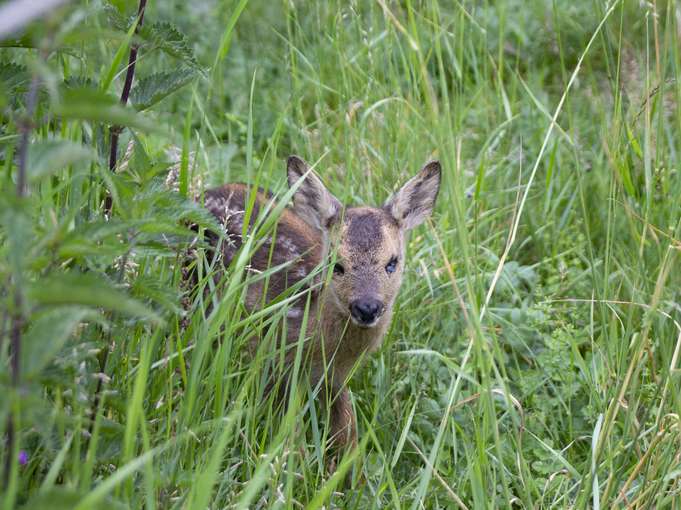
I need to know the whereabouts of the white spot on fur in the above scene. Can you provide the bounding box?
[278,236,300,258]
[204,192,247,250]
[287,308,302,318]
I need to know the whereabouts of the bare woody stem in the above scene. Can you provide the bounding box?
[104,0,148,216]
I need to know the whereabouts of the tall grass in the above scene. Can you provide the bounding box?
[1,0,680,508]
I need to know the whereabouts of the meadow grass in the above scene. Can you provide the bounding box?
[1,0,680,508]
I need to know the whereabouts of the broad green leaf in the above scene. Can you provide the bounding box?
[102,3,128,31]
[0,61,29,93]
[54,86,163,133]
[130,68,197,111]
[27,140,96,181]
[54,218,195,260]
[22,307,98,376]
[0,61,30,109]
[131,276,182,314]
[61,218,138,243]
[138,21,204,74]
[62,75,97,90]
[56,239,129,260]
[26,272,162,324]
[0,36,35,49]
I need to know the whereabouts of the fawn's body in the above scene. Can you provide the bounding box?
[202,156,441,449]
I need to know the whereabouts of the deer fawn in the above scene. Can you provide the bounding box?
[201,156,441,452]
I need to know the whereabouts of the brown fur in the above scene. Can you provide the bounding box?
[199,156,441,452]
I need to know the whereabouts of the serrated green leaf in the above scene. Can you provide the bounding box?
[62,218,137,243]
[1,202,33,274]
[0,61,30,93]
[22,307,99,376]
[139,21,204,74]
[102,3,130,32]
[132,275,182,314]
[26,272,162,324]
[27,140,96,181]
[130,68,197,111]
[62,75,98,90]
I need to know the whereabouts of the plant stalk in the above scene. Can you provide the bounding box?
[3,67,40,491]
[104,0,148,216]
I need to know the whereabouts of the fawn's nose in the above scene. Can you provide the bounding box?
[349,298,384,326]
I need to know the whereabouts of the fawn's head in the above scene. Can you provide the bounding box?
[287,156,441,328]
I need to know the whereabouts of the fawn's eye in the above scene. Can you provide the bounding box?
[333,263,345,276]
[385,256,398,274]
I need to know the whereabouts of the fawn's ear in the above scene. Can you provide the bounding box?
[384,161,441,230]
[287,155,341,231]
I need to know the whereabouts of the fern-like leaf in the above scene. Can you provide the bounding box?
[130,68,197,111]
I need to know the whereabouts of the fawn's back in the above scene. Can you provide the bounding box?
[203,181,323,342]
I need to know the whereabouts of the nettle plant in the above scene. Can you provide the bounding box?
[0,1,219,502]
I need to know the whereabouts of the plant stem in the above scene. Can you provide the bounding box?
[16,74,40,197]
[3,64,40,492]
[86,243,132,441]
[3,295,22,486]
[104,0,148,216]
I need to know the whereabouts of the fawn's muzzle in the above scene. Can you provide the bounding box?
[349,298,384,326]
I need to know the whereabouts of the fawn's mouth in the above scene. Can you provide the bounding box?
[349,315,382,328]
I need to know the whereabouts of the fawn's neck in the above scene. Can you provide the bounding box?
[312,289,392,379]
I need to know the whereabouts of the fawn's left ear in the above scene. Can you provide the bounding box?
[287,155,342,231]
[384,161,441,230]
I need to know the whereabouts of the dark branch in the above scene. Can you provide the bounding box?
[105,0,148,215]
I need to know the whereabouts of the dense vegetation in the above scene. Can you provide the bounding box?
[1,0,680,508]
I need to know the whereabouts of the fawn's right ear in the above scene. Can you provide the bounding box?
[287,156,342,231]
[384,160,441,230]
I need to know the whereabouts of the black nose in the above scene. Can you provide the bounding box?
[350,298,384,325]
